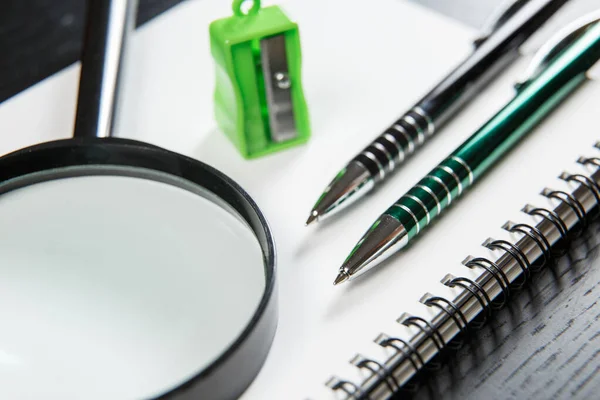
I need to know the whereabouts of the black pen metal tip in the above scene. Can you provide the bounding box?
[306,161,374,226]
[333,272,349,286]
[305,211,318,226]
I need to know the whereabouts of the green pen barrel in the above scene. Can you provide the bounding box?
[387,22,600,240]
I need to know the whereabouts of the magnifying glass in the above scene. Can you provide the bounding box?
[0,1,277,399]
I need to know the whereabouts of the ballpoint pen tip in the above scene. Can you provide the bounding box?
[305,211,318,226]
[333,272,349,286]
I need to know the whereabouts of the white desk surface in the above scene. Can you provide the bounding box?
[1,1,599,398]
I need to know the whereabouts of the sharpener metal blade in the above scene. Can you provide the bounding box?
[260,34,297,143]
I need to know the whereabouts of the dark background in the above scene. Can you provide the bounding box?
[0,0,187,102]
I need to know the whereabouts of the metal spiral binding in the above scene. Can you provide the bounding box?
[327,143,600,400]
[463,256,511,306]
[354,108,435,182]
[502,221,551,271]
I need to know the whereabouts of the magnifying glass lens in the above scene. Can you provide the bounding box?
[0,168,266,399]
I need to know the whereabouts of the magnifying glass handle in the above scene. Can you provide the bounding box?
[73,0,138,139]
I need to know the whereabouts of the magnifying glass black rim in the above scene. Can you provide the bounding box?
[0,136,277,400]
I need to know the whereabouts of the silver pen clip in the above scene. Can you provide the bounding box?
[474,0,530,47]
[514,10,600,89]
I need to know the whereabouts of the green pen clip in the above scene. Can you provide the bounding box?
[209,0,310,159]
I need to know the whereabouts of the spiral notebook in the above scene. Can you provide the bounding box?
[324,141,600,398]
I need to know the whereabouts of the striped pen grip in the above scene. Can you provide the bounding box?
[386,155,473,240]
[353,108,435,183]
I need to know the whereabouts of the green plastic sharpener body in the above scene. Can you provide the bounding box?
[209,1,310,159]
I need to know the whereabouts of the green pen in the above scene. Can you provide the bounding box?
[334,14,600,285]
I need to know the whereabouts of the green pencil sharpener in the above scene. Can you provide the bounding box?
[209,0,310,159]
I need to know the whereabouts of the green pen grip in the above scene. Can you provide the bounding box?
[387,22,600,240]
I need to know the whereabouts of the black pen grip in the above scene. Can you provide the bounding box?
[353,108,432,181]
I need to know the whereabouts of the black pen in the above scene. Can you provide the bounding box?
[306,0,569,225]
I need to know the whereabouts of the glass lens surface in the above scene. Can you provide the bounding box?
[0,170,265,399]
